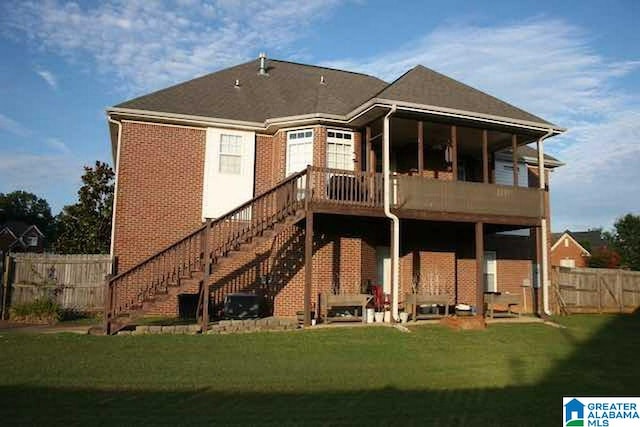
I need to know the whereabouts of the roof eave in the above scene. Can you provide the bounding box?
[106,98,566,142]
[369,98,566,134]
[520,155,565,168]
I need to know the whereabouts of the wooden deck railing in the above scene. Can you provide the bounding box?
[307,167,542,219]
[309,166,384,208]
[105,170,307,325]
[394,175,544,218]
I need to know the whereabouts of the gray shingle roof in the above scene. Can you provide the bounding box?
[116,59,388,123]
[552,230,606,252]
[114,58,554,127]
[377,65,552,125]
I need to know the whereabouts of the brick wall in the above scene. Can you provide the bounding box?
[113,121,206,272]
[550,235,589,267]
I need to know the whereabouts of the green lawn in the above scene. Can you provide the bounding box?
[0,315,637,426]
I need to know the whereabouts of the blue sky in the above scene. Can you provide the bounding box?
[0,0,638,232]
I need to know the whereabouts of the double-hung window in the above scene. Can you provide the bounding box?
[219,134,242,174]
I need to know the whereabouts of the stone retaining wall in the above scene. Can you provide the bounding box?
[116,317,299,336]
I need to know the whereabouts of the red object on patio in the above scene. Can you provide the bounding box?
[372,285,384,311]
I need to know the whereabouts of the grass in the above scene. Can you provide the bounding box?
[0,314,637,426]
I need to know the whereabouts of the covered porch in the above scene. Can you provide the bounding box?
[306,214,540,325]
[300,106,555,325]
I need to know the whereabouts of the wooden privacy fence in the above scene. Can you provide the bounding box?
[3,253,113,314]
[551,266,640,314]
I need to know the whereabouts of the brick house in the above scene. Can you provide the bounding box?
[104,54,565,332]
[550,230,605,268]
[0,221,45,256]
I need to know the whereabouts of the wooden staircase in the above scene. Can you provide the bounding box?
[104,170,309,334]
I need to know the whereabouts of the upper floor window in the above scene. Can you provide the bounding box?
[25,236,38,247]
[327,129,354,171]
[286,129,313,175]
[219,134,242,174]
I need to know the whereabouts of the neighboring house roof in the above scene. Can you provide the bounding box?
[115,59,389,123]
[551,231,592,256]
[569,230,606,251]
[112,57,558,130]
[551,230,606,255]
[0,222,44,248]
[1,221,30,237]
[376,65,552,125]
[497,145,564,169]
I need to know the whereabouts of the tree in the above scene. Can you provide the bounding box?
[588,246,621,269]
[0,191,55,239]
[606,214,640,271]
[53,162,114,254]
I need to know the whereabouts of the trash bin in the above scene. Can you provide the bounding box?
[366,308,375,323]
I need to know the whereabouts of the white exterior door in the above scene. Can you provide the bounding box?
[286,129,313,175]
[484,251,497,292]
[202,128,256,220]
[377,246,391,294]
[326,129,354,171]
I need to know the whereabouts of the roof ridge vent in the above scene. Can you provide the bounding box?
[258,52,268,76]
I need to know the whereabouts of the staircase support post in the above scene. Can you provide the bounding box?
[475,221,485,317]
[201,219,212,333]
[304,165,313,327]
[103,274,113,334]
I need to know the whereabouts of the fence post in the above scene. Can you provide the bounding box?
[596,271,602,314]
[1,254,11,320]
[617,270,624,313]
[103,274,113,334]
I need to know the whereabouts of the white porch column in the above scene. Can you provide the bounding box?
[537,131,553,315]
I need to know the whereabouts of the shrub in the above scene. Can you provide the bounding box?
[9,299,61,324]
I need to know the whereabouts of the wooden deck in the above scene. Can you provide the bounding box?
[307,167,542,226]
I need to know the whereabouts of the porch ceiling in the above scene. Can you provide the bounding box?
[389,117,534,155]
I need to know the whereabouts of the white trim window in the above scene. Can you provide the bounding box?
[286,129,314,175]
[219,134,243,174]
[25,236,38,247]
[327,129,354,171]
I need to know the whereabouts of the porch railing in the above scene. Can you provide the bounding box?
[309,166,384,208]
[394,175,544,218]
[307,167,542,219]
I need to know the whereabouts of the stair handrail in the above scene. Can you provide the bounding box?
[105,168,309,329]
[109,168,308,284]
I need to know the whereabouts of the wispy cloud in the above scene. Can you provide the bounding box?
[328,18,640,230]
[45,137,70,153]
[35,68,58,89]
[0,153,81,204]
[325,19,639,128]
[0,113,31,137]
[2,0,341,94]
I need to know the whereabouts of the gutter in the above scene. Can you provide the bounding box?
[382,104,400,322]
[537,128,554,316]
[107,115,123,259]
[107,100,566,136]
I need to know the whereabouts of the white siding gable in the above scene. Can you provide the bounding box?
[202,128,255,220]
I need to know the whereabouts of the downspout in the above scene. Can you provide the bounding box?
[107,115,122,259]
[382,105,400,322]
[537,129,554,316]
